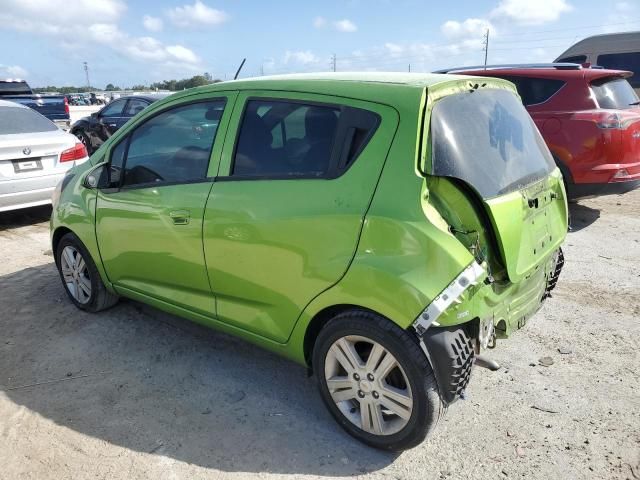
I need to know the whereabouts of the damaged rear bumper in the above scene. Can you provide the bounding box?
[412,249,564,404]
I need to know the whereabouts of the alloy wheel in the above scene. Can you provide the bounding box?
[60,246,92,304]
[324,335,413,436]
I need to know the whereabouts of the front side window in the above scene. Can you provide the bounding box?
[108,100,225,188]
[100,100,126,117]
[591,77,640,109]
[597,52,640,88]
[430,88,555,198]
[233,100,341,177]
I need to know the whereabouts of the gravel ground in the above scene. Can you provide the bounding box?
[0,191,639,480]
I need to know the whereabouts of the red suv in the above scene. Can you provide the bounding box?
[437,64,640,199]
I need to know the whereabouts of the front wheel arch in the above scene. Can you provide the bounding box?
[52,226,73,266]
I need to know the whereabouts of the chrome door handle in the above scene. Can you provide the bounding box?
[169,210,190,225]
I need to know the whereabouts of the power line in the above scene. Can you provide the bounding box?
[259,18,640,78]
[493,19,640,39]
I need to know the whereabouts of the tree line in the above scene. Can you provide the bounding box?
[33,74,222,94]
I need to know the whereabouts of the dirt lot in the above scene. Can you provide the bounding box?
[1,191,639,480]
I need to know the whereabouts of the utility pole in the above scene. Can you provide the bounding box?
[331,54,336,72]
[408,64,411,73]
[83,61,90,89]
[482,29,490,69]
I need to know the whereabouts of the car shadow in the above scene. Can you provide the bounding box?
[0,264,397,476]
[0,205,51,231]
[568,202,600,233]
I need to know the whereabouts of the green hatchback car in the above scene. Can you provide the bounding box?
[51,73,568,451]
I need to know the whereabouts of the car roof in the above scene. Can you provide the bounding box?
[164,72,489,105]
[0,99,28,109]
[555,31,640,60]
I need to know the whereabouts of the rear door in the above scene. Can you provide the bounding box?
[202,91,398,342]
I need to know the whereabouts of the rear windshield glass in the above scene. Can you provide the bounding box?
[591,78,640,110]
[430,88,555,198]
[0,81,31,95]
[0,106,58,134]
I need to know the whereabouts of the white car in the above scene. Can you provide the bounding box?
[0,100,89,212]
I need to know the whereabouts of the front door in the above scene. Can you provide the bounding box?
[95,95,233,315]
[203,91,398,342]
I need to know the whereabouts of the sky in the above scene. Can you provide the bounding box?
[0,0,638,88]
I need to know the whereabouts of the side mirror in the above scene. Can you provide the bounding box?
[83,163,107,189]
[91,112,99,118]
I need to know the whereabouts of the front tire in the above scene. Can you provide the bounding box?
[312,310,444,451]
[55,232,118,312]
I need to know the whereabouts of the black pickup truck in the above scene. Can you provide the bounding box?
[0,79,70,129]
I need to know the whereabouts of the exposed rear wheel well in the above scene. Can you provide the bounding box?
[303,304,400,370]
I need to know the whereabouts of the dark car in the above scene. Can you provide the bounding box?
[71,93,170,154]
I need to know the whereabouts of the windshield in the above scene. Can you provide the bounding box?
[0,106,58,134]
[430,88,555,198]
[591,78,640,109]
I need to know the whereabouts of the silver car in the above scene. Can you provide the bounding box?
[0,100,89,212]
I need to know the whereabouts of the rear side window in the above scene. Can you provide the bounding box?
[557,55,587,64]
[232,99,379,178]
[0,106,57,134]
[597,52,640,88]
[112,100,225,188]
[591,77,640,109]
[501,76,566,106]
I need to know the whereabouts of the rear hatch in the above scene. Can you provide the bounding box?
[423,80,567,282]
[589,75,640,176]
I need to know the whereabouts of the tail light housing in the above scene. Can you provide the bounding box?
[571,111,639,130]
[60,142,88,162]
[64,96,69,115]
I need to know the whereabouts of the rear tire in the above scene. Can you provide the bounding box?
[55,232,118,312]
[312,310,444,451]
